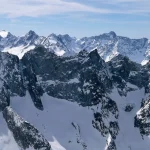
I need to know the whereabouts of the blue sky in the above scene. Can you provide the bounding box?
[0,0,150,38]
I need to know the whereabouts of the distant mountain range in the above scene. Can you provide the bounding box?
[0,30,150,65]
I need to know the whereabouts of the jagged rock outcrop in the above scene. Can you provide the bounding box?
[21,47,112,107]
[72,122,87,150]
[0,52,25,111]
[3,106,51,150]
[108,54,149,96]
[105,135,117,150]
[0,45,150,149]
[0,46,119,149]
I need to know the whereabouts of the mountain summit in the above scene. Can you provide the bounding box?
[0,30,150,65]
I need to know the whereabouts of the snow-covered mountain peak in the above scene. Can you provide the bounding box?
[100,31,117,39]
[58,34,76,40]
[109,31,117,37]
[0,30,9,38]
[48,33,57,38]
[1,30,150,65]
[24,30,39,40]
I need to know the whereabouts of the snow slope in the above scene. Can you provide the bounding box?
[0,92,106,150]
[110,87,150,150]
[3,45,35,59]
[1,87,150,150]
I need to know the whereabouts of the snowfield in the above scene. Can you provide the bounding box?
[0,92,106,150]
[1,87,150,150]
[110,87,150,150]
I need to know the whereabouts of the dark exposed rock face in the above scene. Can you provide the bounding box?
[108,54,149,96]
[134,62,150,137]
[21,47,112,107]
[92,96,119,141]
[92,112,109,136]
[109,121,119,140]
[72,122,87,150]
[124,104,134,112]
[106,137,117,150]
[3,106,51,150]
[134,95,150,136]
[0,83,10,111]
[0,52,25,111]
[22,58,44,110]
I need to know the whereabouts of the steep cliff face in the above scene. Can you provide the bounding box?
[3,106,51,150]
[0,46,150,150]
[20,47,119,149]
[0,52,25,111]
[0,51,51,150]
[21,47,112,107]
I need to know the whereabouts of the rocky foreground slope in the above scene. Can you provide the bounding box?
[0,46,150,150]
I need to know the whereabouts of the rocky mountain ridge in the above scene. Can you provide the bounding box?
[0,46,150,149]
[0,30,150,65]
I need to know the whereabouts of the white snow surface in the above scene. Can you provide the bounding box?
[0,30,8,38]
[1,86,150,149]
[50,137,66,150]
[2,45,35,59]
[109,87,150,150]
[55,50,65,56]
[0,92,106,150]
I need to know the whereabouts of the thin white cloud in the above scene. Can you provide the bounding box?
[89,0,150,14]
[0,0,112,18]
[94,0,148,3]
[0,0,149,18]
